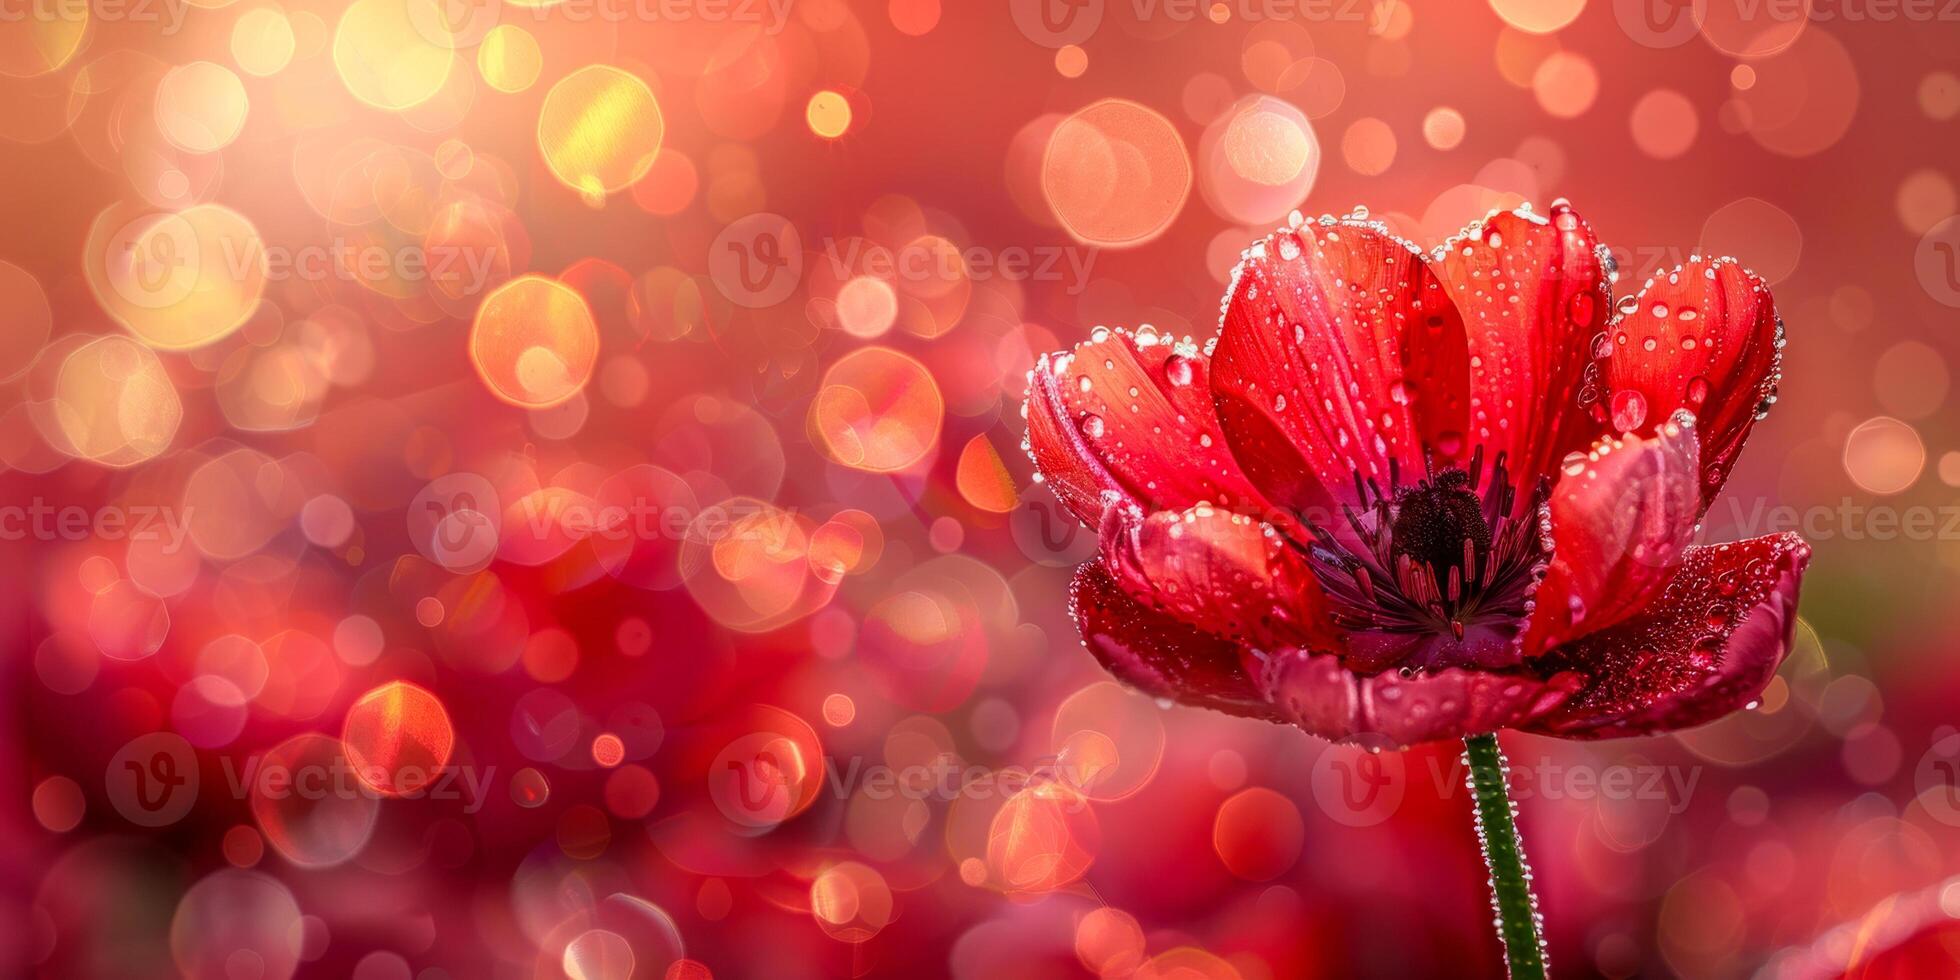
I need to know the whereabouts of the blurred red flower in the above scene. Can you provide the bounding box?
[1026,202,1809,747]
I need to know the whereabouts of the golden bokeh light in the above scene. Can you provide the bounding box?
[84,202,268,350]
[1487,0,1586,34]
[469,275,600,409]
[48,336,184,468]
[811,346,944,473]
[1843,416,1924,496]
[809,862,894,942]
[478,24,542,94]
[986,780,1099,894]
[1043,99,1191,247]
[1200,94,1319,224]
[155,61,250,153]
[806,89,852,139]
[834,275,898,338]
[538,65,666,197]
[231,8,296,77]
[0,0,88,77]
[332,0,457,111]
[955,435,1018,514]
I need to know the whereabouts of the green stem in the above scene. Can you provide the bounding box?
[1464,732,1547,980]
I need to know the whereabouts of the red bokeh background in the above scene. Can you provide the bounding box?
[3,0,1958,976]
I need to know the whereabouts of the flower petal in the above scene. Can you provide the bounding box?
[1602,256,1782,505]
[1069,560,1277,721]
[1522,413,1702,656]
[1524,532,1810,738]
[1434,203,1612,491]
[1259,651,1582,747]
[1026,327,1269,527]
[1209,219,1471,512]
[1098,501,1334,652]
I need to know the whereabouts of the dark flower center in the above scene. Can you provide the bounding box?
[1303,448,1549,674]
[1389,469,1491,577]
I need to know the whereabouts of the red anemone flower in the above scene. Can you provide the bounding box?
[1025,202,1809,747]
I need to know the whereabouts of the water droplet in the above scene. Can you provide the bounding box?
[1076,376,1093,393]
[1164,354,1194,387]
[1609,389,1648,433]
[1567,291,1596,327]
[1080,414,1105,438]
[1276,232,1303,261]
[1683,376,1711,410]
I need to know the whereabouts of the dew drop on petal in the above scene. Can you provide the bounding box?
[1610,389,1648,433]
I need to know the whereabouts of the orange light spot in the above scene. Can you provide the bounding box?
[955,435,1019,514]
[1055,45,1088,78]
[811,347,944,473]
[1212,787,1305,880]
[469,275,599,408]
[822,693,856,727]
[1043,99,1191,247]
[340,680,455,796]
[807,89,853,139]
[592,732,625,768]
[986,781,1099,894]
